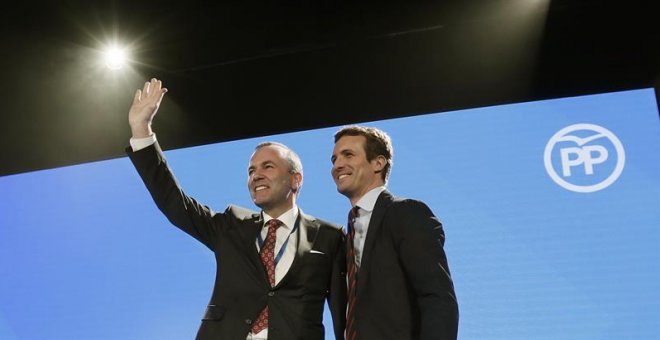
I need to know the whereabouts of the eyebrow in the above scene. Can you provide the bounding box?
[248,160,277,171]
[331,148,354,162]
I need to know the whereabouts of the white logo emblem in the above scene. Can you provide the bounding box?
[544,123,625,193]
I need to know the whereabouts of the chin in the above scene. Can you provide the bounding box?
[254,200,267,210]
[252,196,265,206]
[336,186,351,197]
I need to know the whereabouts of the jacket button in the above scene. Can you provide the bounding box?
[268,291,275,297]
[245,319,252,325]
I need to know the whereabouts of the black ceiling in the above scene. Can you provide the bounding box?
[1,0,658,177]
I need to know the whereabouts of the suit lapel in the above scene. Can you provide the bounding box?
[357,190,394,296]
[275,209,319,288]
[236,212,268,284]
[296,210,319,256]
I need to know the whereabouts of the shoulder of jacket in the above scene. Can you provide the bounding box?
[385,195,432,214]
[317,219,344,233]
[225,204,260,220]
[300,211,343,233]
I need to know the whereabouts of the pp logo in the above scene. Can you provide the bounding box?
[544,123,625,193]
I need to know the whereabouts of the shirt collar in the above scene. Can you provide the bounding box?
[355,186,386,213]
[262,206,298,231]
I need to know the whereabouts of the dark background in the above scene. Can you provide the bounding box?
[1,0,657,177]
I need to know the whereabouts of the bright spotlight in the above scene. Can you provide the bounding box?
[103,46,128,70]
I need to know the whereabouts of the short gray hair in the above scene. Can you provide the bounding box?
[255,141,303,176]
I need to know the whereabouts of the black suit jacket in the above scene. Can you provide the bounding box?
[352,190,458,340]
[127,142,346,340]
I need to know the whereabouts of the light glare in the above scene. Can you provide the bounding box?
[103,46,127,70]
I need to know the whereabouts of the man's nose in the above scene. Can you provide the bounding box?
[332,161,345,173]
[250,171,264,181]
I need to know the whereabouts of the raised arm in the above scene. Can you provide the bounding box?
[126,78,221,250]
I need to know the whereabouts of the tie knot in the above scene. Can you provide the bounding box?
[348,206,360,223]
[266,218,282,230]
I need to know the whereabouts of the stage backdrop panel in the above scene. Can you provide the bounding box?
[1,88,659,339]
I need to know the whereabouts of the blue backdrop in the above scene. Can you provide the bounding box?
[1,88,659,339]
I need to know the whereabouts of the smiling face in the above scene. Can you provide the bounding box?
[331,134,386,205]
[247,144,301,218]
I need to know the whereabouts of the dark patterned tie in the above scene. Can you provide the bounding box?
[345,206,359,340]
[251,218,282,334]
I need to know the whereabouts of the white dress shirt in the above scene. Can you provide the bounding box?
[258,209,299,285]
[129,134,158,152]
[351,186,386,268]
[251,208,299,339]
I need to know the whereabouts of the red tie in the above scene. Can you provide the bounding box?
[345,206,359,340]
[251,218,282,334]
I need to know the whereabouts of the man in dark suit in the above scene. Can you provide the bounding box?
[126,78,346,340]
[330,125,459,340]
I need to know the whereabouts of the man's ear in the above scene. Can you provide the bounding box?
[372,155,387,173]
[292,172,303,192]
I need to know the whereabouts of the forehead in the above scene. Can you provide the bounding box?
[334,134,366,150]
[249,145,287,165]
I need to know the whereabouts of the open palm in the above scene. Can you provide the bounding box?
[128,78,168,138]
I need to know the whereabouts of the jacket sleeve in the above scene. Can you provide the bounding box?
[126,141,221,250]
[392,199,459,339]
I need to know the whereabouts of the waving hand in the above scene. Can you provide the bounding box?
[128,78,168,138]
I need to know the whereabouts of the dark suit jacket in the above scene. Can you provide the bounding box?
[352,190,458,340]
[127,142,346,340]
